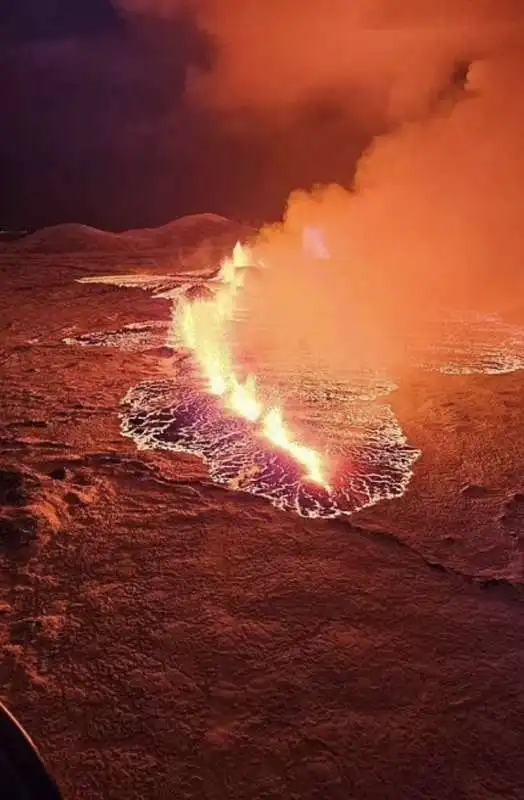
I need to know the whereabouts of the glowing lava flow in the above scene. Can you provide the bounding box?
[173,242,330,489]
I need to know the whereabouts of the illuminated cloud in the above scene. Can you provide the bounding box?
[118,0,524,125]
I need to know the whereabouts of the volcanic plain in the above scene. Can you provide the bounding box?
[1,218,523,800]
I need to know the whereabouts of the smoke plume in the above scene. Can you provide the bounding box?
[122,1,524,374]
[118,1,522,121]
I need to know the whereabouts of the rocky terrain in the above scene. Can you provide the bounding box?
[0,220,523,799]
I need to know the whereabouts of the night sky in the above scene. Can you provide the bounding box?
[1,0,370,231]
[3,2,522,232]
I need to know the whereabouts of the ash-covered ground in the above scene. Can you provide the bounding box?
[1,220,524,799]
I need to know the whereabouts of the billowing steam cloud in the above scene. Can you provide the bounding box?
[115,0,524,372]
[118,1,522,122]
[236,49,524,376]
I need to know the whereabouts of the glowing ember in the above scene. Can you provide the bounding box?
[172,242,330,489]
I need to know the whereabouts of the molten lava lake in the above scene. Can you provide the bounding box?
[120,363,419,519]
[68,267,524,520]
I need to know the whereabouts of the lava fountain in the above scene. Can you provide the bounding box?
[172,242,330,491]
[68,244,423,518]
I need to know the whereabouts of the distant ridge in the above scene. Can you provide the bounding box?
[15,223,127,254]
[13,214,250,255]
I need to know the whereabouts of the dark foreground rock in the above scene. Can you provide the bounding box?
[0,513,39,547]
[0,468,39,506]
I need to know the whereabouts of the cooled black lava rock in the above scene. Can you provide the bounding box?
[0,469,38,506]
[9,618,43,645]
[0,514,39,547]
[49,466,68,481]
